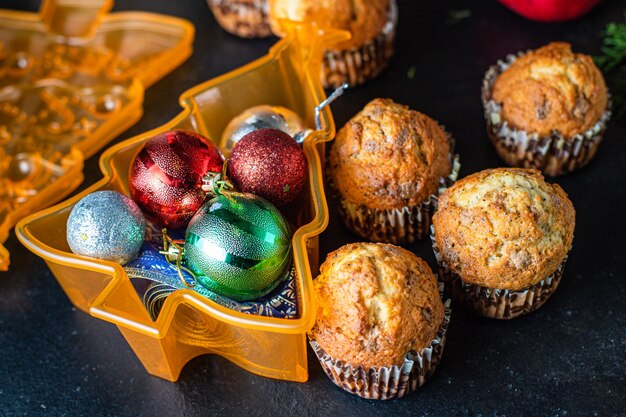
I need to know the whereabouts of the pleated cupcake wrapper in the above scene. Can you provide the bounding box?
[330,151,460,245]
[309,298,451,400]
[321,0,397,88]
[481,51,612,177]
[207,0,271,38]
[430,227,567,319]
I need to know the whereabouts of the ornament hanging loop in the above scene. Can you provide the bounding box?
[201,159,237,203]
[315,83,348,131]
[159,228,197,288]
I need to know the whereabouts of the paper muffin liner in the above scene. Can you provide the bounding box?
[481,51,612,177]
[430,227,567,319]
[329,146,460,245]
[321,0,397,88]
[309,296,451,400]
[207,0,271,38]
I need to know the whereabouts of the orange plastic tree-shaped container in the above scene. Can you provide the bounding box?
[0,0,194,270]
[18,20,349,382]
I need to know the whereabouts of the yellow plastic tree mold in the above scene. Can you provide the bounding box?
[0,0,194,270]
[18,20,349,382]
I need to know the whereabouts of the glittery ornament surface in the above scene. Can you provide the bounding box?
[66,191,146,265]
[184,191,292,301]
[229,128,307,206]
[220,105,306,153]
[129,130,224,230]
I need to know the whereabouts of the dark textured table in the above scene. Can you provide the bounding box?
[1,1,625,416]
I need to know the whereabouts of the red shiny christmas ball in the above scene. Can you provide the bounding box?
[229,128,307,206]
[499,0,600,22]
[129,130,223,229]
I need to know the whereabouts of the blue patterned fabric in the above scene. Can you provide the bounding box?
[125,223,298,319]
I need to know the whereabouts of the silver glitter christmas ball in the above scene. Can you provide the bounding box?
[66,191,146,265]
[220,105,306,153]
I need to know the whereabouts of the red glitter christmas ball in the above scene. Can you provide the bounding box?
[129,130,223,229]
[229,128,307,206]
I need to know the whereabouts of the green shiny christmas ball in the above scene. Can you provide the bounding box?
[184,191,292,301]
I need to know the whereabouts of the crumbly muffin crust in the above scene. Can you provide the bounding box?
[433,168,575,290]
[491,42,607,137]
[311,242,444,368]
[268,0,389,50]
[329,98,452,210]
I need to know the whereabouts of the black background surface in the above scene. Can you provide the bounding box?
[1,1,625,416]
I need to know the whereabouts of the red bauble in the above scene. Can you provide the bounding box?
[229,128,307,207]
[129,130,223,229]
[498,0,600,22]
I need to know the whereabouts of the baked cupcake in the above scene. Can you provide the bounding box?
[310,242,450,399]
[208,0,271,38]
[432,168,575,319]
[268,0,397,88]
[482,42,611,176]
[328,98,459,244]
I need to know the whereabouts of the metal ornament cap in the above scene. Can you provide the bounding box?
[184,191,293,301]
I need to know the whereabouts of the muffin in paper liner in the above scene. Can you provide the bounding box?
[329,153,460,245]
[208,0,271,38]
[321,0,397,88]
[481,52,611,177]
[430,227,567,319]
[309,296,451,400]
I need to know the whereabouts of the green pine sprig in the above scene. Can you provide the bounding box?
[595,12,626,123]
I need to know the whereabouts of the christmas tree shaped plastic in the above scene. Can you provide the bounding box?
[18,19,349,383]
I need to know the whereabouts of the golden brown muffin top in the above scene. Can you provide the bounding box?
[311,242,444,368]
[329,98,452,210]
[433,168,575,290]
[491,42,608,138]
[268,0,389,50]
